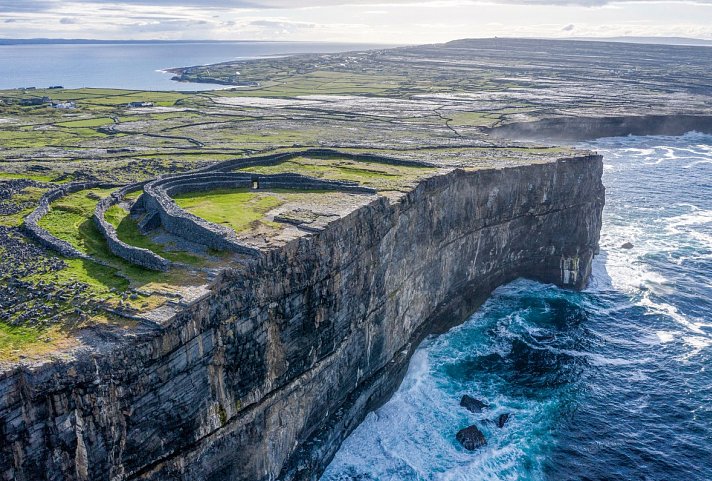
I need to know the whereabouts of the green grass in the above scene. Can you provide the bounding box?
[448,111,498,127]
[83,92,188,106]
[105,204,204,265]
[236,156,434,190]
[37,188,202,292]
[0,323,76,363]
[174,188,285,233]
[0,172,56,182]
[56,117,114,128]
[0,186,46,227]
[211,70,405,97]
[0,127,105,148]
[39,188,116,250]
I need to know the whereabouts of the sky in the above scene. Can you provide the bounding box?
[1,0,711,44]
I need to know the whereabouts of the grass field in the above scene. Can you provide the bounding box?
[236,155,435,190]
[37,188,205,306]
[105,204,205,265]
[174,188,284,233]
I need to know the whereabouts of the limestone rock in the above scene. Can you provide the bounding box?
[460,395,488,413]
[456,425,487,451]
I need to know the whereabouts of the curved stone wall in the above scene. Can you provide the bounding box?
[22,182,114,259]
[93,183,171,272]
[139,172,376,256]
[21,150,420,271]
[202,148,435,174]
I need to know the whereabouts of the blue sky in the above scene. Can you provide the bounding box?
[1,0,711,43]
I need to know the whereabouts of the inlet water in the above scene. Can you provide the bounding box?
[0,42,388,91]
[322,132,712,480]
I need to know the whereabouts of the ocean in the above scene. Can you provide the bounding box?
[322,132,712,481]
[0,41,388,91]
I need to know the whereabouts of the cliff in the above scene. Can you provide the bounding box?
[1,155,604,481]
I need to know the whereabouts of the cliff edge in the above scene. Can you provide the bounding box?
[1,154,604,481]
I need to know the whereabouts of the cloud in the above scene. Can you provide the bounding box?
[3,0,712,15]
[249,19,316,28]
[1,0,711,43]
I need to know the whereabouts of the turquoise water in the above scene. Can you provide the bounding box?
[0,41,387,91]
[322,133,712,480]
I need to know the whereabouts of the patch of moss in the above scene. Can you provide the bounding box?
[0,323,77,363]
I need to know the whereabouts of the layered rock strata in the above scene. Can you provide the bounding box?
[1,154,604,481]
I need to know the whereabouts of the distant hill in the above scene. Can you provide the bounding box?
[571,36,712,47]
[2,36,711,48]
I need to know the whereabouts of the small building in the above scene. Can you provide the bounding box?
[52,101,76,109]
[126,101,154,108]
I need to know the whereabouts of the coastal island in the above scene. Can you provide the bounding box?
[1,39,711,481]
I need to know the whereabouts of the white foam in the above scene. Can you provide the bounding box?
[638,294,706,335]
[656,331,675,343]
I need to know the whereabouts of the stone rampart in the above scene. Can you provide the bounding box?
[201,148,435,174]
[93,183,171,272]
[22,182,115,259]
[139,172,375,256]
[20,150,414,270]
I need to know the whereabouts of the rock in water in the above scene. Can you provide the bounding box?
[456,425,487,451]
[460,395,488,413]
[497,413,510,428]
[621,242,634,249]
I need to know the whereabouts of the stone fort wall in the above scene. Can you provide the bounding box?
[23,181,116,260]
[92,182,171,272]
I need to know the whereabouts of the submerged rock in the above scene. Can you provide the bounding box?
[497,413,510,428]
[621,242,634,249]
[460,395,488,413]
[456,425,487,451]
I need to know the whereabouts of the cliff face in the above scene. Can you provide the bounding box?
[1,156,604,481]
[486,115,712,142]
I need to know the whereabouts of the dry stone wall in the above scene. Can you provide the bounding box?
[199,148,435,174]
[22,182,116,259]
[39,150,426,271]
[137,172,375,256]
[92,183,170,272]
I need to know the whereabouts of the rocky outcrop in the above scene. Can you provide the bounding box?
[0,155,604,481]
[456,425,487,451]
[460,395,487,413]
